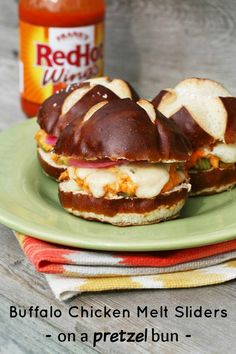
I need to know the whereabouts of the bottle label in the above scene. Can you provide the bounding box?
[19,21,104,104]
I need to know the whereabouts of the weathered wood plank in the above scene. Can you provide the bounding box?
[106,0,236,97]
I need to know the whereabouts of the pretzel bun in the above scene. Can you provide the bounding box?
[36,77,139,179]
[37,148,66,180]
[55,98,192,162]
[152,78,236,195]
[38,77,139,137]
[59,184,189,226]
[152,78,236,142]
[190,167,236,195]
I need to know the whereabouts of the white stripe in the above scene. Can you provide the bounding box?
[66,251,123,266]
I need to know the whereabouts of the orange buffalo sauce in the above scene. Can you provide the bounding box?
[185,149,206,169]
[19,0,105,117]
[161,165,183,193]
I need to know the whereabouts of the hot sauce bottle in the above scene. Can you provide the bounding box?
[19,0,106,117]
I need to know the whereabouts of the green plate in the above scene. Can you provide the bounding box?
[0,119,236,251]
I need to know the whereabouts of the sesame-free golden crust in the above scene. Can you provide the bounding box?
[221,97,236,144]
[59,186,188,217]
[54,98,191,162]
[190,166,236,195]
[37,78,140,137]
[152,78,236,146]
[170,106,214,149]
[37,149,66,180]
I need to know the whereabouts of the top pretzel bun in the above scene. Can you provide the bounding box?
[37,77,140,137]
[54,98,192,162]
[152,78,236,149]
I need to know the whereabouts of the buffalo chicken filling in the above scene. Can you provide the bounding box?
[35,129,55,152]
[186,143,236,172]
[59,163,188,199]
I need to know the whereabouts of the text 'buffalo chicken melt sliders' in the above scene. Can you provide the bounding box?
[35,77,139,180]
[55,98,192,226]
[153,78,236,195]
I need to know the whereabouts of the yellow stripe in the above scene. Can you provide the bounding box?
[79,276,141,292]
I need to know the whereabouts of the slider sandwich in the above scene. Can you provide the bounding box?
[152,78,236,195]
[35,77,139,179]
[56,98,191,226]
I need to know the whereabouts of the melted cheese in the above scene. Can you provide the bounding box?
[85,170,117,198]
[60,179,81,192]
[118,164,170,198]
[206,143,236,163]
[66,163,170,198]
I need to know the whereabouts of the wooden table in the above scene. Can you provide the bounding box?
[0,1,235,353]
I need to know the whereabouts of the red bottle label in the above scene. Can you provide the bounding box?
[19,21,104,104]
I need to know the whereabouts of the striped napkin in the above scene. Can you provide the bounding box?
[15,233,236,301]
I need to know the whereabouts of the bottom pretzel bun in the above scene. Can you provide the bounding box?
[59,183,189,226]
[190,166,236,196]
[37,148,66,180]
